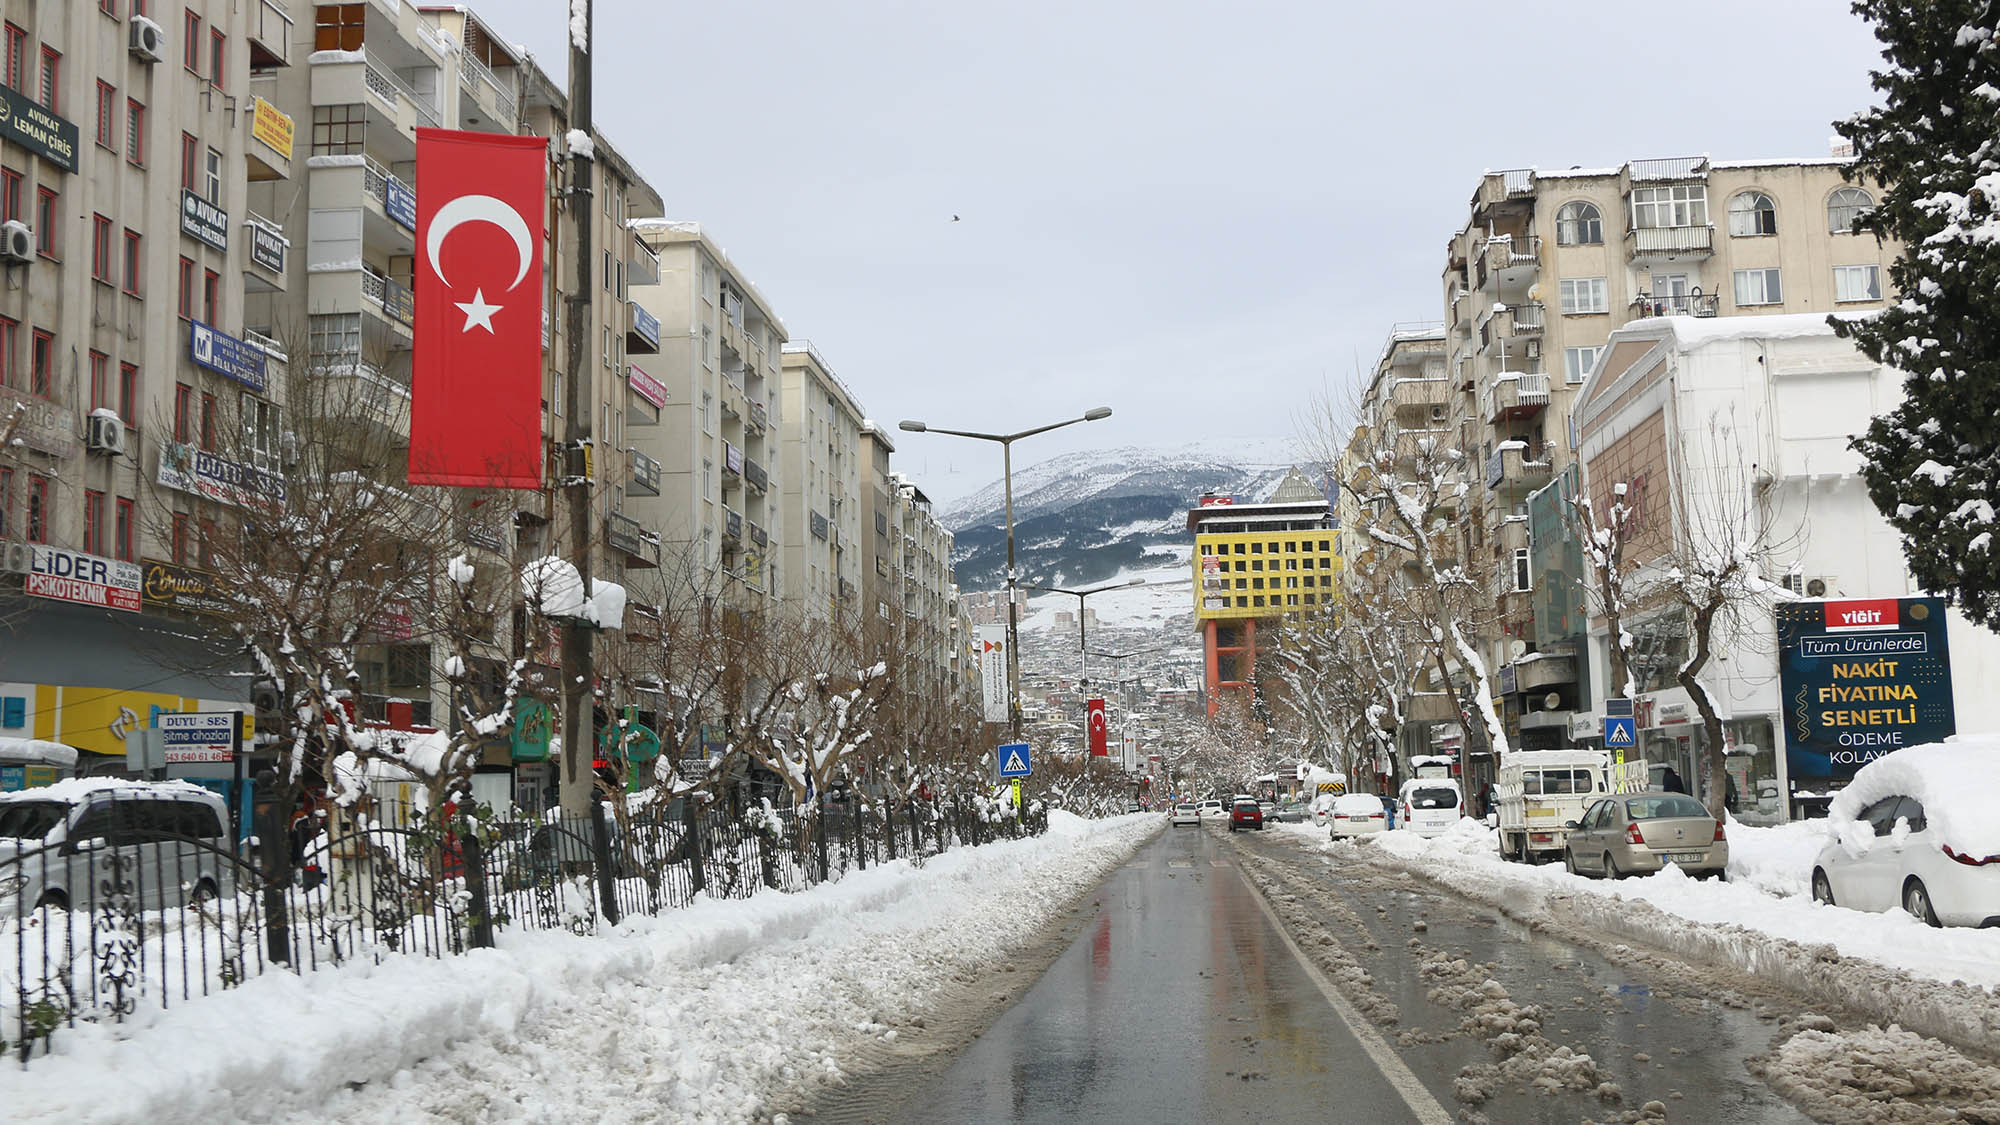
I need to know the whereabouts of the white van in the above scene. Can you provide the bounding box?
[0,779,237,911]
[1398,778,1464,837]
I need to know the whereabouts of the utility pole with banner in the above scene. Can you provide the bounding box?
[559,0,598,817]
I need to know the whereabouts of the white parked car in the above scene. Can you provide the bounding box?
[1169,803,1201,827]
[1199,799,1225,818]
[1398,779,1464,837]
[1811,744,2000,928]
[1329,792,1388,839]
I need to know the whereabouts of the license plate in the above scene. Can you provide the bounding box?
[1666,852,1705,864]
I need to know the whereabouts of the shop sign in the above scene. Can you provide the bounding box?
[25,546,141,612]
[190,320,268,392]
[628,302,660,349]
[509,699,554,762]
[180,188,229,252]
[157,440,287,509]
[0,385,76,457]
[384,176,417,231]
[1497,664,1517,695]
[248,219,287,274]
[159,711,239,764]
[627,448,661,497]
[626,363,667,408]
[1776,596,1957,779]
[368,600,414,642]
[0,83,77,172]
[250,96,294,159]
[141,560,229,615]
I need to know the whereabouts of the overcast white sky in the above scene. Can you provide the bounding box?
[470,0,1885,505]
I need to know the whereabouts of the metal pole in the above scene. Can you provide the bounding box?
[1003,439,1020,743]
[559,0,597,815]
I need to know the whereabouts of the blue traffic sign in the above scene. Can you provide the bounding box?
[997,742,1032,779]
[1603,716,1636,748]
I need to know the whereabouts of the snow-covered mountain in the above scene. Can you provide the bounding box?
[940,439,1305,592]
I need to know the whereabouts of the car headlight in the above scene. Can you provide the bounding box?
[0,875,27,896]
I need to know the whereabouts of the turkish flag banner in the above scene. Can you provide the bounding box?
[410,128,549,489]
[1087,697,1108,756]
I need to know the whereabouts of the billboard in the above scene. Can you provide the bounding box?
[1776,596,1957,779]
[977,624,1008,723]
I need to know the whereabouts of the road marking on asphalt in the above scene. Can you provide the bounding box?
[1237,859,1454,1125]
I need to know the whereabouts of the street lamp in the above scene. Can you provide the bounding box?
[1020,577,1144,693]
[898,407,1112,747]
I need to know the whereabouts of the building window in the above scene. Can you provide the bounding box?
[310,104,364,156]
[126,99,145,166]
[200,392,217,450]
[210,29,225,87]
[38,47,57,111]
[1727,191,1777,237]
[1563,345,1601,385]
[1,168,17,222]
[1827,186,1873,233]
[204,148,222,203]
[315,4,366,51]
[26,474,47,543]
[122,230,142,295]
[1733,267,1783,306]
[1554,201,1602,246]
[204,269,221,322]
[178,257,195,318]
[84,491,105,555]
[174,383,192,440]
[1834,264,1883,303]
[1630,184,1707,229]
[1513,548,1532,592]
[701,391,713,434]
[1559,277,1608,315]
[172,512,191,564]
[115,498,134,561]
[0,317,15,388]
[0,467,10,538]
[3,24,22,91]
[34,188,56,257]
[198,517,215,569]
[119,363,138,420]
[96,81,117,150]
[184,10,202,71]
[180,132,198,190]
[89,351,109,410]
[30,330,51,396]
[91,215,114,282]
[308,312,361,358]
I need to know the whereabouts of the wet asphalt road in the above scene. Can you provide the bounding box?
[889,818,1440,1124]
[884,820,1809,1124]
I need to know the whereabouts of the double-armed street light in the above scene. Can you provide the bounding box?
[1019,577,1145,692]
[897,408,1112,745]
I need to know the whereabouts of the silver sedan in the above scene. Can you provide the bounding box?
[1562,791,1728,879]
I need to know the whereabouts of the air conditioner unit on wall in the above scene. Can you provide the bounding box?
[129,16,167,63]
[0,220,31,263]
[86,414,127,457]
[0,539,29,574]
[1524,340,1542,359]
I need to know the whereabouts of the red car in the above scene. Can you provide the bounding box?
[1229,798,1264,832]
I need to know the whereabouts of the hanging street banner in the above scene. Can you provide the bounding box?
[1776,596,1957,780]
[1087,697,1108,756]
[977,623,1008,723]
[409,128,548,489]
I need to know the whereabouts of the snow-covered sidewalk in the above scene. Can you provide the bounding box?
[3,811,1162,1125]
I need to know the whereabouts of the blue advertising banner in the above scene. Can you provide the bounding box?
[189,320,268,392]
[384,176,417,231]
[1776,596,1957,779]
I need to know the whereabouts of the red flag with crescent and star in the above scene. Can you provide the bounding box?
[1087,697,1108,756]
[410,128,549,489]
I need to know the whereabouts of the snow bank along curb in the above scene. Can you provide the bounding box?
[1275,821,2000,1058]
[1,812,1163,1124]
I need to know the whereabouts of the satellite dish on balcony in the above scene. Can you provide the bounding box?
[1544,692,1562,710]
[1509,639,1528,660]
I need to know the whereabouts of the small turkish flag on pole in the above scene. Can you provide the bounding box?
[410,128,550,489]
[1087,697,1108,756]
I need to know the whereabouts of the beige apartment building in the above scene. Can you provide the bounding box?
[625,220,785,608]
[1438,154,1898,752]
[0,0,294,762]
[778,340,864,626]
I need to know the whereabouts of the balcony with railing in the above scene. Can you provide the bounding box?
[1628,291,1720,319]
[457,51,519,129]
[1451,288,1478,335]
[1478,302,1544,349]
[361,269,415,331]
[248,0,293,68]
[312,353,410,441]
[364,58,441,129]
[362,156,417,236]
[628,236,660,287]
[747,401,768,433]
[1486,443,1554,495]
[1485,372,1551,423]
[1624,224,1714,261]
[1475,234,1541,290]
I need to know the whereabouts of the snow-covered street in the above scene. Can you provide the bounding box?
[0,813,1161,1125]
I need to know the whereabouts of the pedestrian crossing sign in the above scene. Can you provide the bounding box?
[997,742,1032,778]
[1603,716,1636,748]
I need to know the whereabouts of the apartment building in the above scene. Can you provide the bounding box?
[1439,155,1899,750]
[778,340,864,627]
[888,473,959,706]
[1189,468,1339,720]
[0,0,291,769]
[625,220,785,609]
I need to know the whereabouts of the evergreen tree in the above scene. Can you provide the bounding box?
[1834,2,2000,623]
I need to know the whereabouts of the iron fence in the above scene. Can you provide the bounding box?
[3,790,1046,1062]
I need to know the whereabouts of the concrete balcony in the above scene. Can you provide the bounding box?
[1515,654,1577,693]
[1629,291,1720,319]
[1475,234,1540,291]
[1479,302,1544,349]
[247,0,293,68]
[743,458,767,494]
[1485,444,1554,495]
[747,401,768,434]
[313,357,410,444]
[310,50,439,154]
[1495,516,1530,557]
[1486,372,1551,423]
[627,301,660,354]
[456,52,518,132]
[1450,288,1478,336]
[1624,224,1714,262]
[628,236,660,287]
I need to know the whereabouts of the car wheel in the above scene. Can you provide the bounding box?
[33,889,68,911]
[1564,849,1581,877]
[1811,869,1835,907]
[1602,852,1622,880]
[1903,878,1941,927]
[188,878,219,907]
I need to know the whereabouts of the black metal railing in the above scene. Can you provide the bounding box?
[2,790,1045,1062]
